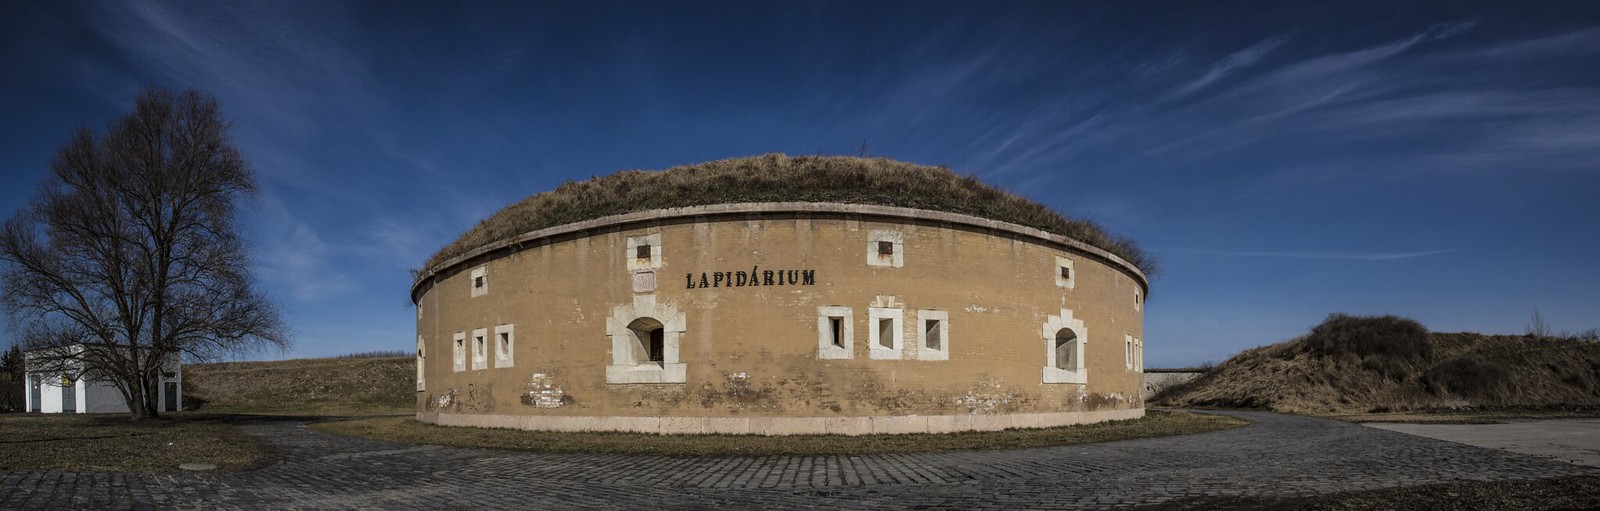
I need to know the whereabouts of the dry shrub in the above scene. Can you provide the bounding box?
[1424,357,1509,399]
[1302,314,1432,360]
[1160,323,1600,413]
[423,154,1156,276]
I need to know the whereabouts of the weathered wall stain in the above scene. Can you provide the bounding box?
[955,377,1036,414]
[696,371,779,410]
[520,372,572,408]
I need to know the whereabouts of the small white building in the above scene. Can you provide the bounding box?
[24,344,182,414]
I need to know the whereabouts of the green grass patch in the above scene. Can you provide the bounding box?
[0,413,274,472]
[311,410,1244,457]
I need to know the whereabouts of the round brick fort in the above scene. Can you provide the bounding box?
[411,155,1149,435]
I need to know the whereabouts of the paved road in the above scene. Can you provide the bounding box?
[2,411,1595,510]
[1369,419,1600,468]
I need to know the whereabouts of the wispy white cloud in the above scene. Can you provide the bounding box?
[1159,248,1457,261]
[249,192,355,301]
[1470,26,1600,58]
[1164,35,1289,100]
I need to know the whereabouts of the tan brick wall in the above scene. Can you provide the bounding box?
[414,205,1146,424]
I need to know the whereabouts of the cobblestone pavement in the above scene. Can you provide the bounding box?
[2,411,1595,510]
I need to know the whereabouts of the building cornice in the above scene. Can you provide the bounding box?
[411,202,1150,301]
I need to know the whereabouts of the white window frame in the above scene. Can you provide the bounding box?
[868,307,904,360]
[626,233,663,271]
[1055,256,1076,289]
[817,306,854,359]
[1135,337,1144,372]
[1126,334,1134,370]
[866,230,904,268]
[1135,289,1142,311]
[1042,308,1088,384]
[605,296,687,384]
[452,332,466,373]
[915,310,949,361]
[471,328,488,370]
[416,335,426,391]
[494,324,515,368]
[470,266,488,298]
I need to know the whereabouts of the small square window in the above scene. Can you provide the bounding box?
[452,333,466,372]
[472,328,488,370]
[494,324,515,368]
[817,306,854,359]
[627,234,663,271]
[915,310,949,361]
[867,230,904,268]
[1054,256,1075,289]
[868,306,904,360]
[470,266,488,297]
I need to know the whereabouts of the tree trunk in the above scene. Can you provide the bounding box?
[143,371,161,418]
[127,377,149,421]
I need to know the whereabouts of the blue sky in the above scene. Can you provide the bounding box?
[2,2,1598,365]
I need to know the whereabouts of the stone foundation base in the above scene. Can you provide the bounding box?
[416,408,1144,436]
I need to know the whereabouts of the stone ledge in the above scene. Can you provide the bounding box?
[413,202,1150,301]
[416,408,1144,436]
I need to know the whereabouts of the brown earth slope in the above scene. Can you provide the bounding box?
[184,357,413,415]
[1155,314,1600,414]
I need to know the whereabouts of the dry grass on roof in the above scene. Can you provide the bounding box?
[423,154,1156,277]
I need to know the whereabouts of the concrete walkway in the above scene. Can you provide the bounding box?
[1369,418,1600,468]
[1,411,1595,510]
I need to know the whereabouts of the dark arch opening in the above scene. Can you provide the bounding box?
[1054,328,1078,370]
[628,317,665,364]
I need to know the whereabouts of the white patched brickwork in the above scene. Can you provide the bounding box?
[523,373,565,408]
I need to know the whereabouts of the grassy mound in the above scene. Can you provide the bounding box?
[422,154,1155,277]
[1154,314,1600,413]
[184,356,413,415]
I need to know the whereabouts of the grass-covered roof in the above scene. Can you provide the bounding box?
[424,154,1155,277]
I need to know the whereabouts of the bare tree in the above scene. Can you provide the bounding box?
[0,88,288,420]
[1527,310,1551,338]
